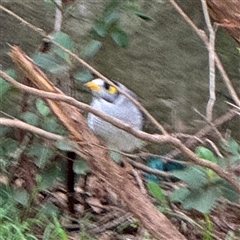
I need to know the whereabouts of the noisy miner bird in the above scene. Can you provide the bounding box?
[84,78,144,152]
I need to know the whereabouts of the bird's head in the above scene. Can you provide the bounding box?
[84,78,120,103]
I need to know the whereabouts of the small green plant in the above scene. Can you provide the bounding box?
[202,214,214,240]
[0,183,69,240]
[170,141,240,214]
[146,180,168,212]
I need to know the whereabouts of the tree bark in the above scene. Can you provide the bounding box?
[206,0,240,44]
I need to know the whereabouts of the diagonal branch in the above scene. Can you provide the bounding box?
[0,117,64,141]
[201,0,216,122]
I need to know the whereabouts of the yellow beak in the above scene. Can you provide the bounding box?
[84,81,100,91]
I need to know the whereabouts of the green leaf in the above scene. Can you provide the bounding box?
[80,40,102,58]
[220,180,239,202]
[226,139,240,156]
[172,166,207,189]
[32,53,68,73]
[36,99,50,116]
[53,214,68,240]
[0,138,19,156]
[55,138,78,152]
[27,142,55,168]
[203,214,214,240]
[110,151,121,163]
[22,111,39,126]
[52,31,74,62]
[0,126,11,137]
[170,187,190,203]
[73,70,93,82]
[134,11,153,21]
[92,20,107,37]
[73,159,89,175]
[37,163,62,190]
[13,188,29,206]
[195,146,217,163]
[5,68,16,78]
[0,69,15,97]
[125,5,154,21]
[182,186,221,213]
[41,116,65,135]
[104,11,120,25]
[110,27,129,47]
[146,180,166,203]
[0,184,12,206]
[103,0,121,19]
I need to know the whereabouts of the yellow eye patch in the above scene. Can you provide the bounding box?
[108,85,117,94]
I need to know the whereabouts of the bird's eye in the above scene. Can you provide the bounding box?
[104,81,117,94]
[104,82,110,90]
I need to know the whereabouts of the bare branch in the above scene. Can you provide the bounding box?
[168,0,240,108]
[53,0,63,32]
[194,108,225,144]
[0,118,64,141]
[201,0,216,121]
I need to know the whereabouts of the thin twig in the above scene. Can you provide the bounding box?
[0,5,46,36]
[126,158,173,178]
[226,101,240,112]
[194,108,225,144]
[168,210,222,240]
[205,139,223,158]
[201,0,216,122]
[0,118,64,141]
[53,0,63,32]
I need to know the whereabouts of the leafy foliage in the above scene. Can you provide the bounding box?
[0,183,68,240]
[147,180,167,210]
[170,143,240,213]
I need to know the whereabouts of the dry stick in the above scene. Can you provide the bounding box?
[53,0,63,32]
[0,118,64,141]
[0,4,167,135]
[193,108,225,144]
[1,68,240,194]
[168,0,240,108]
[227,101,240,112]
[0,5,46,36]
[201,0,216,122]
[165,108,237,159]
